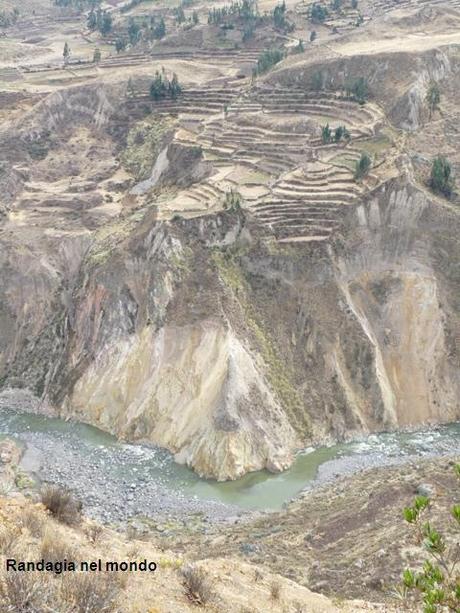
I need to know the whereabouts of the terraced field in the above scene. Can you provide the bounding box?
[129,81,389,242]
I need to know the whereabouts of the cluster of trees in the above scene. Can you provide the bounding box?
[87,8,113,35]
[207,0,258,25]
[120,0,144,14]
[150,71,182,101]
[114,15,166,52]
[54,0,100,8]
[173,5,198,27]
[253,48,285,76]
[223,189,242,211]
[321,123,350,144]
[174,6,186,24]
[0,7,19,28]
[345,76,368,103]
[310,3,328,23]
[273,1,293,32]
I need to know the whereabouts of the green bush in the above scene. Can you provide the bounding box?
[397,464,460,613]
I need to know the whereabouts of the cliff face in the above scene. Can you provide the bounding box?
[0,174,458,480]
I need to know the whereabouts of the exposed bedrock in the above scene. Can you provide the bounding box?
[0,179,458,479]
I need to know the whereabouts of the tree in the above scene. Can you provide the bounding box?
[331,0,341,10]
[192,10,199,24]
[63,41,70,63]
[128,18,141,45]
[115,38,126,53]
[397,464,460,613]
[273,2,287,29]
[174,5,186,24]
[168,73,181,100]
[150,71,167,101]
[430,156,455,198]
[310,30,317,42]
[99,11,112,35]
[87,9,97,30]
[321,123,332,144]
[153,17,166,39]
[294,39,304,53]
[93,48,101,63]
[426,81,441,119]
[351,0,358,7]
[354,152,371,180]
[311,70,322,90]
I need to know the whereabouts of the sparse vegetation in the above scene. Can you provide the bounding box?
[429,155,455,198]
[40,485,81,526]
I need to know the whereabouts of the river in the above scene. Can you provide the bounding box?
[1,408,459,524]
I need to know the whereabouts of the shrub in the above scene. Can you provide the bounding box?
[270,579,282,600]
[40,485,81,526]
[181,564,216,606]
[0,571,58,613]
[430,155,455,198]
[397,464,460,613]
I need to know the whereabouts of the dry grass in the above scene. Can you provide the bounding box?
[18,506,45,538]
[181,564,216,606]
[40,529,77,564]
[40,485,81,526]
[0,524,17,556]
